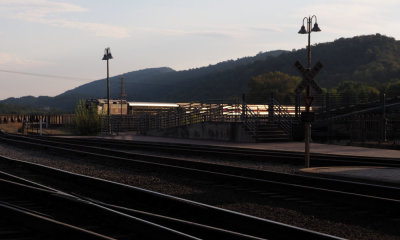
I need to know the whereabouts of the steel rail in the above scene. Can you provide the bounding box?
[0,202,115,240]
[0,178,200,240]
[2,134,400,201]
[43,135,400,167]
[0,171,264,240]
[0,154,343,240]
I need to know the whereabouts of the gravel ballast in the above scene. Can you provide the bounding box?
[0,143,398,240]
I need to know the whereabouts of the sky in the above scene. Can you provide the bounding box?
[0,0,399,100]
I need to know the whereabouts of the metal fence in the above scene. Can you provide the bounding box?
[315,113,400,145]
[97,93,400,145]
[100,99,294,136]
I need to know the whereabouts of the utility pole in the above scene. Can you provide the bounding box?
[102,47,113,134]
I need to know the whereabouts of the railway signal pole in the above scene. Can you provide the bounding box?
[102,47,113,134]
[296,15,322,168]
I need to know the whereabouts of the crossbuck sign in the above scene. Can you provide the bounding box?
[294,60,323,95]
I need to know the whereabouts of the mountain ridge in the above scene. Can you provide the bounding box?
[2,34,400,112]
[0,50,286,111]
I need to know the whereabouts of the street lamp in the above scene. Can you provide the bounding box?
[102,47,113,134]
[298,16,321,69]
[298,15,321,168]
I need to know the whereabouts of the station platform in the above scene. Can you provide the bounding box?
[102,132,400,159]
[97,133,400,186]
[300,166,400,186]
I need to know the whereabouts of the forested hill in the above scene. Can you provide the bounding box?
[162,34,400,102]
[2,34,400,112]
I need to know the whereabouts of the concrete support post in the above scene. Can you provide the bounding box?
[241,94,246,120]
[325,93,330,112]
[305,122,311,168]
[381,92,387,143]
[295,93,300,119]
[268,93,274,122]
[39,117,42,136]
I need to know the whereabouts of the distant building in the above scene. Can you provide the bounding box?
[127,102,179,115]
[86,99,179,116]
[86,99,128,115]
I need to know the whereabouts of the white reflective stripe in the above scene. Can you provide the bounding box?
[128,102,179,107]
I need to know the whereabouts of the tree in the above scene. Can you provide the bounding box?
[334,81,380,105]
[246,71,301,104]
[386,80,400,98]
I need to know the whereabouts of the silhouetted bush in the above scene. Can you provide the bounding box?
[73,100,102,135]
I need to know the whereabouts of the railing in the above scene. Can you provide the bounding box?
[97,97,400,145]
[272,99,293,136]
[131,103,243,133]
[242,105,259,135]
[318,113,400,144]
[105,100,295,137]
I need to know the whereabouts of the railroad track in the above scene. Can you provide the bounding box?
[37,134,400,167]
[0,196,113,240]
[0,155,341,240]
[1,134,400,220]
[0,175,197,240]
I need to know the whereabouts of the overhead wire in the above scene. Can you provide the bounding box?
[0,68,175,86]
[0,69,92,81]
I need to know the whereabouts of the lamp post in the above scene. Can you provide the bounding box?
[102,47,113,134]
[298,16,321,168]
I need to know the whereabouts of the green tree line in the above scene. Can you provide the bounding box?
[246,71,400,105]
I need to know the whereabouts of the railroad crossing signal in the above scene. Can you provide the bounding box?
[294,61,323,94]
[304,96,314,108]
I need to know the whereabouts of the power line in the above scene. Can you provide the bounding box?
[0,68,176,86]
[0,69,92,81]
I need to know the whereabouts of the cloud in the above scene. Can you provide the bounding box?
[0,0,130,39]
[39,19,130,39]
[0,52,50,67]
[132,26,234,39]
[248,26,282,33]
[136,24,283,40]
[186,31,233,39]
